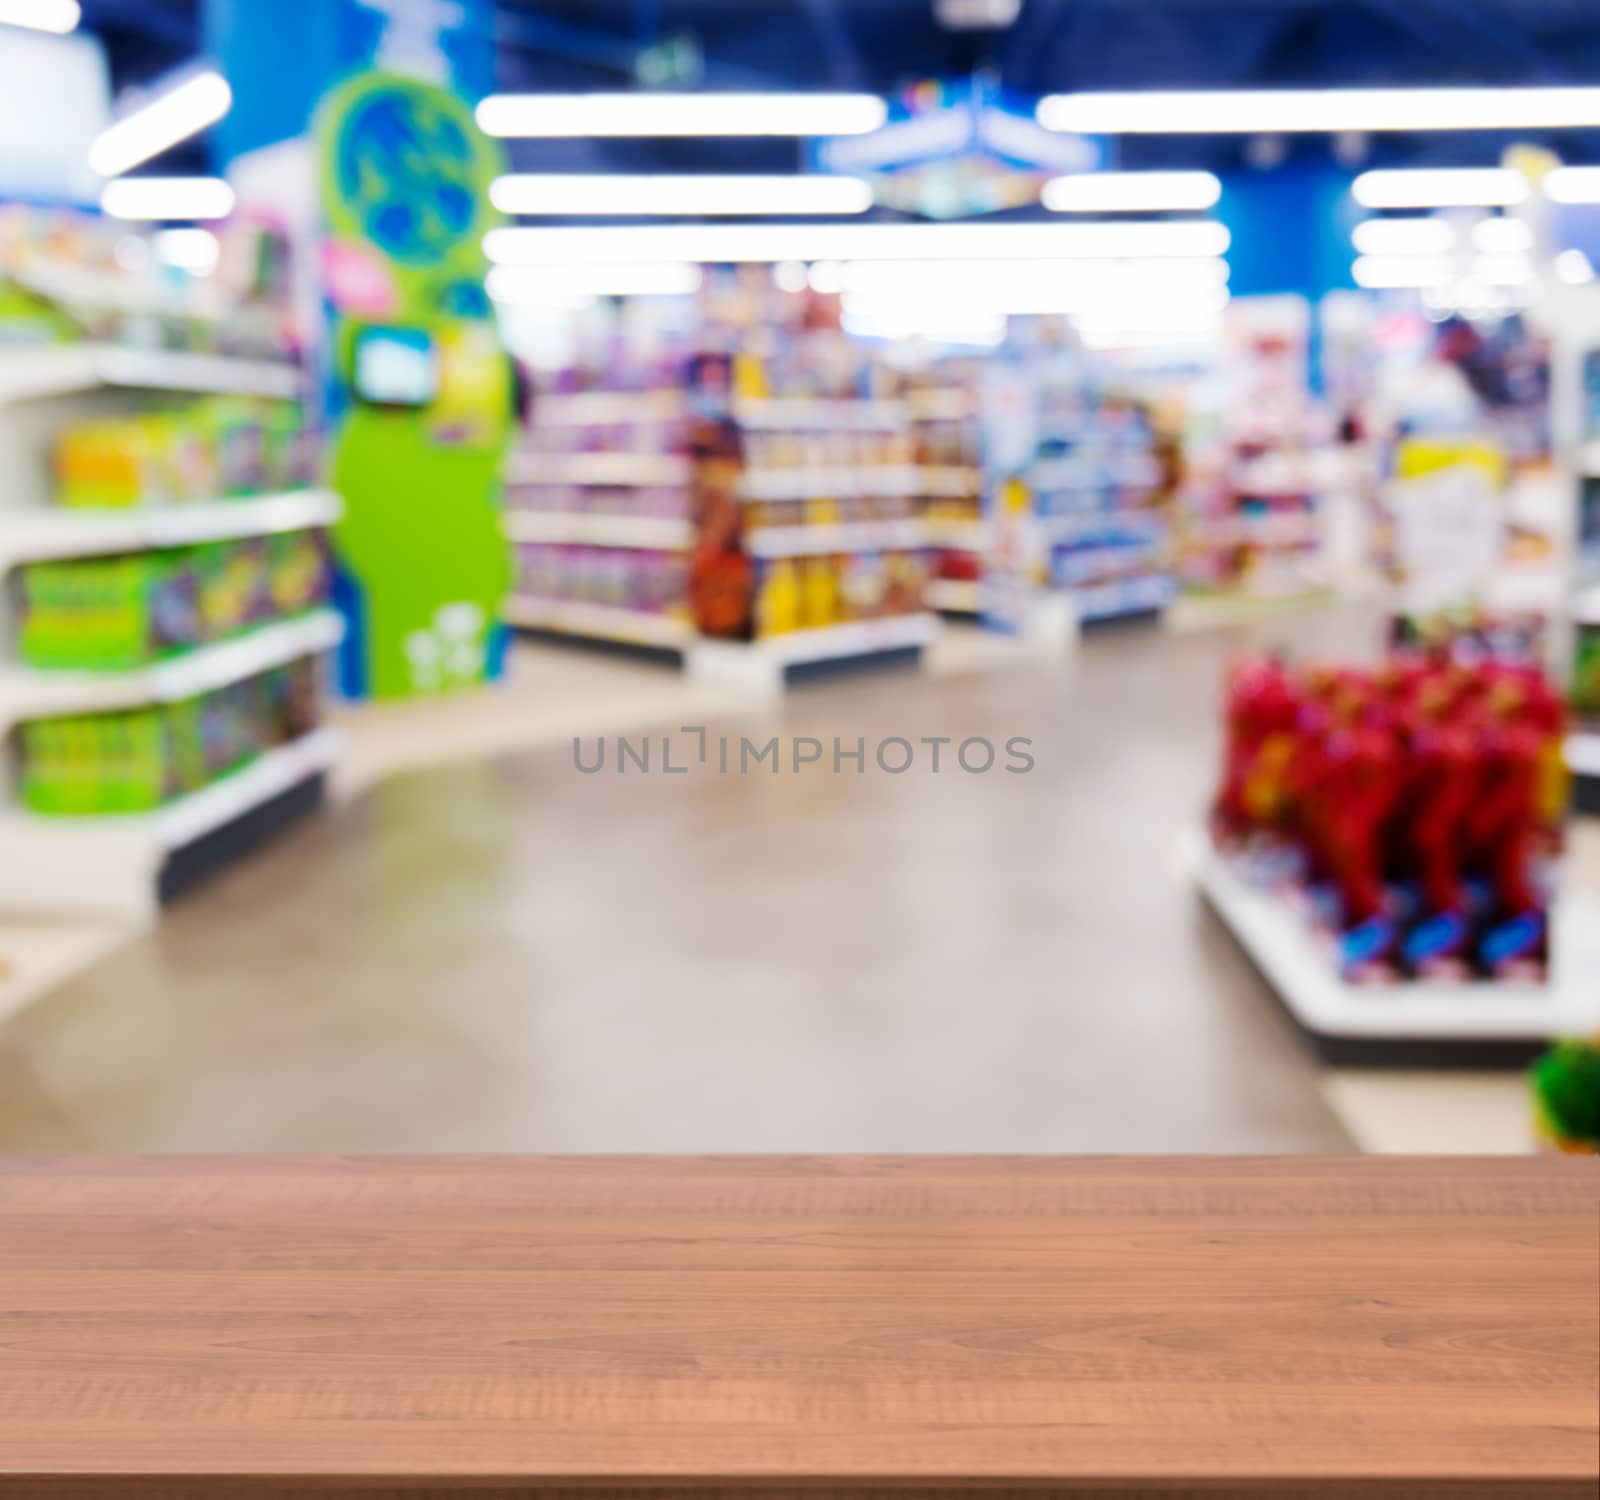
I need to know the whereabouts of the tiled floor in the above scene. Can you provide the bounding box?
[0,606,1578,1153]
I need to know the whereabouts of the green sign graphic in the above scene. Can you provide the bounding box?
[316,70,512,699]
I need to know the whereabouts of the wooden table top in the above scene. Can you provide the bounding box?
[0,1155,1595,1498]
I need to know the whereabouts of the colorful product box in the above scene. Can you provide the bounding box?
[20,663,321,817]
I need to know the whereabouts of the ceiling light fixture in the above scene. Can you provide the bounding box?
[1038,87,1600,135]
[100,176,235,221]
[1351,218,1454,256]
[89,70,233,178]
[1544,166,1600,203]
[483,220,1231,266]
[1041,171,1221,213]
[0,0,80,33]
[1352,254,1455,289]
[476,92,887,139]
[1351,168,1528,209]
[486,263,704,302]
[488,174,872,217]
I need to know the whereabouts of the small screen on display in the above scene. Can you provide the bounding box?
[353,327,438,406]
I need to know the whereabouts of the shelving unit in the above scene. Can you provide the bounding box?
[903,369,985,618]
[502,379,697,655]
[502,594,694,649]
[687,612,941,695]
[1191,832,1600,1063]
[0,310,338,920]
[696,369,942,693]
[0,727,341,921]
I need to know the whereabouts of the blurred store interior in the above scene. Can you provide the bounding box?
[0,0,1598,1154]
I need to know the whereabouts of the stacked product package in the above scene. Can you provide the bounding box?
[54,397,317,508]
[21,662,321,816]
[1212,641,1567,983]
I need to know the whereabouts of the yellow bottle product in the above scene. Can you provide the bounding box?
[756,558,801,638]
[800,556,840,630]
[804,495,841,527]
[733,352,768,402]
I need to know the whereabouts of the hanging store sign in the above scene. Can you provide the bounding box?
[810,78,1101,220]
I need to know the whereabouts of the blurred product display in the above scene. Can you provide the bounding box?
[0,211,339,920]
[1,1,1599,1156]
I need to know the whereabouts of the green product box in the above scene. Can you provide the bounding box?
[1572,627,1600,718]
[20,706,172,815]
[18,550,202,670]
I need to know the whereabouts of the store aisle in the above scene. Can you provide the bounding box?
[0,615,1364,1152]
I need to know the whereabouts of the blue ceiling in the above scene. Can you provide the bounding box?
[77,0,1600,177]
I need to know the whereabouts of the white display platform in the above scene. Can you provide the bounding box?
[1189,830,1600,1055]
[687,613,941,696]
[503,595,694,649]
[0,728,341,923]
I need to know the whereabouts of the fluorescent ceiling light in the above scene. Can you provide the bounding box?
[1556,249,1595,285]
[934,0,1022,29]
[845,285,1229,319]
[483,220,1231,266]
[1352,254,1454,289]
[89,70,233,178]
[1471,218,1534,253]
[476,92,886,138]
[1038,87,1600,135]
[843,309,1008,348]
[101,176,235,221]
[1473,252,1535,286]
[0,0,80,33]
[1042,171,1220,213]
[1544,166,1600,203]
[489,173,872,217]
[154,226,219,275]
[487,263,703,301]
[1351,218,1454,255]
[1352,168,1527,209]
[834,256,1229,299]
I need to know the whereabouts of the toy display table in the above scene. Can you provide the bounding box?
[0,1154,1594,1497]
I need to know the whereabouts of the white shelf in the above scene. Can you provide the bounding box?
[906,390,973,422]
[1044,511,1165,545]
[740,466,921,502]
[155,727,340,850]
[13,263,230,320]
[687,613,939,696]
[0,489,341,575]
[0,727,340,920]
[746,519,931,558]
[1580,439,1600,479]
[0,611,345,729]
[0,344,302,405]
[1567,732,1600,778]
[1570,585,1600,627]
[503,595,693,648]
[1033,456,1161,494]
[506,452,691,487]
[1190,831,1600,1042]
[926,519,990,553]
[503,511,693,551]
[1072,574,1176,620]
[915,465,981,497]
[732,398,907,431]
[925,579,983,613]
[533,390,684,426]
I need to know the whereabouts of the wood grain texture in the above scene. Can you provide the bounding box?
[0,1155,1594,1497]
